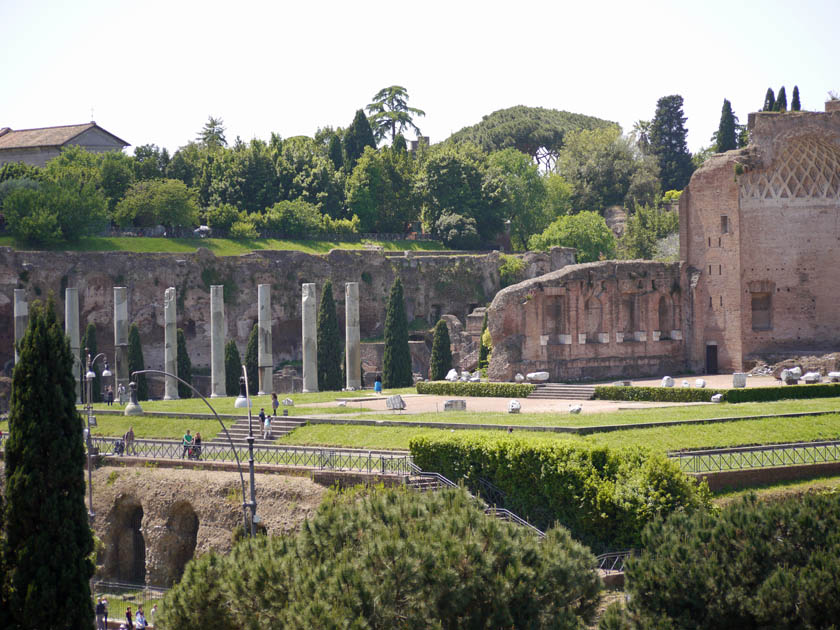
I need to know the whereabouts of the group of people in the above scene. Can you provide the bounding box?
[95,599,156,630]
[181,429,202,459]
[102,383,126,406]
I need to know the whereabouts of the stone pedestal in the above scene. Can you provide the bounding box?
[257,284,273,395]
[732,372,747,388]
[210,285,225,398]
[113,287,129,395]
[65,288,81,402]
[163,287,179,400]
[302,283,318,393]
[13,289,28,364]
[345,282,361,390]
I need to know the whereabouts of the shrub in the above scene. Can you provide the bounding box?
[228,218,258,239]
[382,277,412,387]
[114,178,198,229]
[320,213,360,235]
[259,199,322,237]
[498,253,525,288]
[205,203,240,232]
[409,434,711,552]
[594,385,727,403]
[416,381,535,398]
[434,212,481,249]
[428,320,452,381]
[726,382,840,403]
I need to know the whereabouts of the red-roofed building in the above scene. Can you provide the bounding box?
[0,122,129,167]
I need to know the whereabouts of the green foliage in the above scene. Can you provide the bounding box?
[624,492,840,629]
[478,314,491,370]
[487,148,548,249]
[447,105,615,169]
[275,136,344,219]
[498,253,526,287]
[343,109,376,170]
[543,172,574,217]
[259,199,323,237]
[528,211,616,262]
[662,189,682,203]
[158,486,602,629]
[434,212,481,248]
[0,161,41,183]
[316,280,343,391]
[114,178,199,229]
[619,204,679,259]
[82,323,102,402]
[127,323,148,400]
[345,144,416,232]
[428,320,452,381]
[726,382,840,403]
[176,328,192,399]
[774,86,788,112]
[2,299,94,629]
[224,340,241,396]
[416,381,535,398]
[792,85,801,111]
[365,85,426,145]
[245,324,259,395]
[714,98,738,152]
[650,94,695,191]
[133,144,170,180]
[383,277,412,388]
[410,434,710,552]
[228,218,258,239]
[196,115,227,148]
[326,132,343,170]
[594,385,727,403]
[205,203,240,232]
[763,87,776,111]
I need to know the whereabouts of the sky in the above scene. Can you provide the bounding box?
[2,0,838,156]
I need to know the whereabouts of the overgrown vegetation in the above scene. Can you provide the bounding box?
[498,253,525,287]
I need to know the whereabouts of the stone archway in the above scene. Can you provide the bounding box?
[156,501,199,586]
[104,495,146,583]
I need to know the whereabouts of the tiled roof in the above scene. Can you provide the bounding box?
[0,123,129,150]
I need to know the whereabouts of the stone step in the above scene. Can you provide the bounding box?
[527,384,596,400]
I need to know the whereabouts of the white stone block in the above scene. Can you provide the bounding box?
[661,376,674,387]
[558,334,572,345]
[682,380,690,388]
[597,332,609,344]
[578,333,587,344]
[540,335,549,346]
[803,371,821,384]
[387,395,407,410]
[443,399,466,411]
[671,330,683,340]
[569,403,582,414]
[711,393,723,403]
[508,399,521,414]
[828,371,840,382]
[695,379,706,388]
[790,367,802,378]
[615,332,624,343]
[282,398,294,406]
[514,373,525,383]
[732,373,747,388]
[652,330,661,341]
[634,331,647,342]
[527,371,550,382]
[445,369,459,382]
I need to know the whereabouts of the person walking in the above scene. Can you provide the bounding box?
[125,606,134,630]
[95,598,107,630]
[263,414,272,440]
[135,605,147,629]
[193,431,202,460]
[124,426,136,456]
[271,392,279,416]
[181,429,193,458]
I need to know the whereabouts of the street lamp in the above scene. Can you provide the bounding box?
[84,348,112,520]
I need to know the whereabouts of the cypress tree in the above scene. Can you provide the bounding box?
[245,324,258,395]
[792,85,801,111]
[478,311,491,370]
[327,133,344,171]
[127,323,148,400]
[382,277,412,387]
[774,86,787,112]
[763,87,775,111]
[317,280,343,391]
[2,299,94,629]
[343,109,376,170]
[176,328,193,398]
[649,94,695,191]
[81,322,102,402]
[224,340,241,396]
[715,99,738,152]
[429,320,452,381]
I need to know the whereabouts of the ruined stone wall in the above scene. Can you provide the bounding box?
[487,261,685,382]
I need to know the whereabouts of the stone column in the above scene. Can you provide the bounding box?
[163,287,179,400]
[13,289,28,364]
[210,285,225,397]
[113,287,129,395]
[257,284,273,395]
[345,282,361,390]
[301,283,318,393]
[65,287,81,402]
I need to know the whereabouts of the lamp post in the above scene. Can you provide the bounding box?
[84,348,112,520]
[241,368,257,538]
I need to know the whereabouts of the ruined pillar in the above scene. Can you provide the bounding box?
[65,287,81,402]
[113,287,129,395]
[163,287,179,400]
[345,282,361,390]
[257,284,273,395]
[210,285,225,397]
[13,289,27,365]
[301,283,318,393]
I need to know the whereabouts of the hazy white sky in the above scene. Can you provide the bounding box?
[2,0,838,155]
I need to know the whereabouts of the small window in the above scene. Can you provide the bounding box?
[721,216,729,234]
[719,265,722,275]
[709,265,712,275]
[751,293,772,330]
[718,237,722,247]
[708,237,711,247]
[709,296,713,308]
[720,296,723,306]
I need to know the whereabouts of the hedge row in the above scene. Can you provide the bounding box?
[415,381,536,398]
[726,382,840,402]
[595,382,840,404]
[409,433,710,553]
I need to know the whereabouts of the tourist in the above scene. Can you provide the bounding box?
[374,375,382,393]
[271,392,279,416]
[95,598,107,630]
[124,426,136,456]
[135,605,147,629]
[193,431,202,460]
[117,383,126,405]
[125,605,134,630]
[181,429,193,458]
[258,407,266,426]
[149,604,157,627]
[263,413,272,440]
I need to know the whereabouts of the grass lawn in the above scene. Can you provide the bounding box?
[712,474,840,503]
[89,415,221,440]
[0,236,445,256]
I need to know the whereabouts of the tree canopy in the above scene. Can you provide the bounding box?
[382,277,412,387]
[649,94,694,191]
[528,211,616,262]
[366,85,425,145]
[714,98,738,152]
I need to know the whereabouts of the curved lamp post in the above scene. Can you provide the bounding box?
[84,349,112,520]
[131,368,255,538]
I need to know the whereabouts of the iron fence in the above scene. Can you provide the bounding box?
[595,550,634,574]
[669,439,840,473]
[91,436,414,475]
[91,580,168,627]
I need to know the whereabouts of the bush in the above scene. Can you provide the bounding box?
[205,203,240,232]
[228,218,258,239]
[594,385,727,403]
[528,210,616,262]
[113,178,198,229]
[409,434,711,552]
[434,212,481,249]
[498,253,526,288]
[726,382,840,403]
[416,381,535,398]
[259,199,322,237]
[622,492,840,629]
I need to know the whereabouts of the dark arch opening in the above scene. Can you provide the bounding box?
[106,496,146,584]
[165,501,199,585]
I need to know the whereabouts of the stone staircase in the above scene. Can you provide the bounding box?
[527,383,596,400]
[208,415,306,447]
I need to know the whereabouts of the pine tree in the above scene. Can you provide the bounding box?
[2,299,94,629]
[649,94,695,191]
[429,320,452,380]
[81,322,102,402]
[176,328,193,399]
[343,109,376,170]
[317,280,343,391]
[245,324,258,395]
[327,133,344,171]
[392,133,407,153]
[224,340,241,396]
[127,323,148,400]
[763,87,776,111]
[478,311,491,370]
[715,99,738,152]
[792,85,801,111]
[382,277,412,387]
[774,86,787,112]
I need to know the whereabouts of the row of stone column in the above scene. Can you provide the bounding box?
[12,281,362,398]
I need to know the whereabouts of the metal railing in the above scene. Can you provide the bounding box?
[669,439,840,473]
[595,550,634,574]
[92,436,414,475]
[91,580,167,626]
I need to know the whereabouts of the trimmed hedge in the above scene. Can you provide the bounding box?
[410,433,710,553]
[416,381,535,398]
[595,382,840,404]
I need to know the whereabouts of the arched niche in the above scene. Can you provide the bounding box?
[584,297,603,339]
[162,501,200,585]
[104,495,146,584]
[658,294,673,333]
